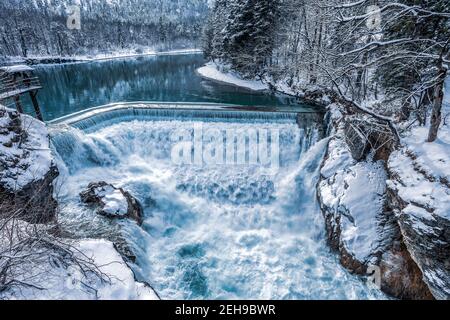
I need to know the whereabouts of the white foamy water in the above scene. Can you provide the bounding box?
[51,115,386,300]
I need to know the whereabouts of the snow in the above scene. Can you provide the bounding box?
[83,48,202,62]
[319,148,387,262]
[320,138,355,179]
[94,185,129,216]
[197,62,268,91]
[0,65,34,73]
[338,161,387,261]
[389,147,450,221]
[1,238,159,300]
[388,115,450,221]
[76,240,158,300]
[402,126,450,183]
[0,107,53,191]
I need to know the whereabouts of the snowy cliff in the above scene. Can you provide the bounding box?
[0,106,58,223]
[318,102,449,300]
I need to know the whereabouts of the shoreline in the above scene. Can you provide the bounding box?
[196,63,332,109]
[196,62,268,92]
[1,49,203,67]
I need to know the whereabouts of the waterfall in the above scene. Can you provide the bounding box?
[50,107,385,300]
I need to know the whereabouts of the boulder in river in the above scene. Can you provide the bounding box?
[80,181,143,225]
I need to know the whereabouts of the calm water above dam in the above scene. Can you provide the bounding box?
[23,53,316,121]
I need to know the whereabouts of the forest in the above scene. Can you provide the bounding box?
[0,0,209,57]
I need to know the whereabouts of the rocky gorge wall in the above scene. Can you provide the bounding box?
[316,101,449,300]
[0,107,59,223]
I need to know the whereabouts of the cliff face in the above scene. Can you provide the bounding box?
[317,104,440,300]
[387,126,450,300]
[0,107,59,223]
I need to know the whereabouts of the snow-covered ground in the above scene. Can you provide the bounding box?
[0,107,53,191]
[197,62,268,91]
[390,75,450,223]
[1,237,159,300]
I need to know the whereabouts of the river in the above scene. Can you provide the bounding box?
[44,53,385,299]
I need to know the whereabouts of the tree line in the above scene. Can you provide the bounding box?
[203,0,450,142]
[0,0,209,57]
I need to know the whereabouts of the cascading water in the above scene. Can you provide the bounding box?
[50,108,386,300]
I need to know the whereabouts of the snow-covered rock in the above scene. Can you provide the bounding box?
[75,239,159,300]
[387,123,450,300]
[319,137,386,267]
[317,106,434,299]
[80,181,144,225]
[0,106,58,223]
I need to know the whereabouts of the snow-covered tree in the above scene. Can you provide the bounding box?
[0,0,209,57]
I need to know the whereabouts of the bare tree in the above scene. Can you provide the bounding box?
[0,193,111,298]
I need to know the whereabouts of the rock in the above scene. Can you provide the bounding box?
[388,148,450,300]
[80,181,143,225]
[0,165,59,224]
[317,106,434,299]
[343,115,396,162]
[0,107,59,223]
[379,237,434,299]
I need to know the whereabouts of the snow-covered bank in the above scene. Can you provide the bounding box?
[317,105,434,299]
[2,49,202,66]
[196,62,333,107]
[0,106,159,300]
[197,62,268,91]
[1,235,159,300]
[0,108,53,191]
[86,48,202,62]
[387,122,450,300]
[0,106,58,223]
[384,77,450,299]
[315,91,450,299]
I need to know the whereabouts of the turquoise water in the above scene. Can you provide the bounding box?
[22,53,316,121]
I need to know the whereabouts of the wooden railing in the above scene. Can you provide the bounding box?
[0,76,42,101]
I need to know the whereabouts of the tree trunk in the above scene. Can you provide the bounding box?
[427,63,446,142]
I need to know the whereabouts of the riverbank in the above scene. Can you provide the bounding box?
[196,62,332,107]
[0,48,202,66]
[197,62,268,91]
